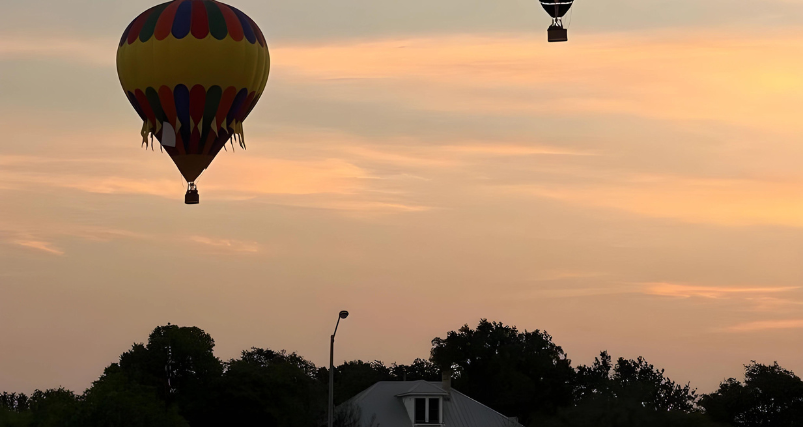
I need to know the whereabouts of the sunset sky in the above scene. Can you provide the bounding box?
[2,0,803,395]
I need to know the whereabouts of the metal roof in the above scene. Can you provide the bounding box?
[339,381,524,427]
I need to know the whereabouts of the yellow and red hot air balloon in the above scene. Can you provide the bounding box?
[117,0,270,204]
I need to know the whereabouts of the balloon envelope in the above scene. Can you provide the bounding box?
[117,0,270,182]
[540,0,574,18]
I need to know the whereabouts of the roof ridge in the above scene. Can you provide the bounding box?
[396,381,448,397]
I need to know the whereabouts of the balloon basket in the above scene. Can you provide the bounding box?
[548,26,568,42]
[185,183,199,205]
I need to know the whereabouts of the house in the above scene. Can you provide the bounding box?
[336,373,524,427]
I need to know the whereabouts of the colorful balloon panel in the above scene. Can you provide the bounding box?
[119,0,266,47]
[117,0,270,183]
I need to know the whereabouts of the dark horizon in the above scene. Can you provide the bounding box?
[5,320,800,427]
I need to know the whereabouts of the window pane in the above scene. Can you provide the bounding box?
[415,398,426,423]
[428,398,440,423]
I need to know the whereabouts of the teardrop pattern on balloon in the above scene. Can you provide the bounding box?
[119,0,266,47]
[126,85,258,155]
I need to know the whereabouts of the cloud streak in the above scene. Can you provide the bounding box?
[441,144,596,157]
[13,239,64,256]
[0,36,112,66]
[274,30,803,132]
[0,152,395,209]
[644,283,799,299]
[190,236,262,254]
[726,319,803,332]
[500,175,803,227]
[11,29,803,135]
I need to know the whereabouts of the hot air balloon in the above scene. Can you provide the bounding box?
[541,0,574,42]
[117,0,270,204]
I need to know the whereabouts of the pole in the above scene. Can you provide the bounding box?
[329,315,342,427]
[328,311,349,427]
[328,333,335,427]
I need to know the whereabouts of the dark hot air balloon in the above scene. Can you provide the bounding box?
[117,0,270,204]
[541,0,574,42]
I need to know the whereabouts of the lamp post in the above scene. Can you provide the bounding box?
[328,310,349,427]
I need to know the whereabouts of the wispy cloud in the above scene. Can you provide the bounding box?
[644,283,799,299]
[0,152,391,205]
[7,31,803,227]
[271,32,803,227]
[62,226,150,243]
[0,215,277,257]
[60,177,180,198]
[515,286,633,299]
[13,239,64,256]
[205,157,371,196]
[274,30,803,131]
[441,144,596,157]
[7,30,803,134]
[511,282,803,305]
[725,319,803,332]
[744,297,803,312]
[339,145,459,168]
[190,236,262,254]
[0,36,112,66]
[501,175,803,227]
[0,221,65,256]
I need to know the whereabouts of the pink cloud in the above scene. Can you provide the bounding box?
[644,283,798,299]
[726,319,803,332]
[190,236,262,254]
[13,240,64,256]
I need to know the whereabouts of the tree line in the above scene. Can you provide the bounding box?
[1,320,801,427]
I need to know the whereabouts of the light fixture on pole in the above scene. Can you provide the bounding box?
[328,310,349,427]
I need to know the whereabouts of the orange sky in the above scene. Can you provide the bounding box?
[1,0,803,395]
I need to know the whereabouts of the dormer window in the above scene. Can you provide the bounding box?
[414,397,442,424]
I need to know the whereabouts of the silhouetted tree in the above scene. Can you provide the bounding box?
[545,351,708,427]
[321,360,394,405]
[124,325,222,396]
[0,392,32,427]
[7,322,802,427]
[28,388,80,427]
[430,319,575,424]
[575,352,696,412]
[574,351,614,401]
[0,392,30,412]
[541,397,725,427]
[700,361,803,426]
[77,363,187,427]
[0,389,82,427]
[0,407,31,427]
[114,325,223,425]
[197,348,324,427]
[391,358,441,381]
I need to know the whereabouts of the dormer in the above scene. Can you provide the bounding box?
[334,375,524,427]
[396,382,448,426]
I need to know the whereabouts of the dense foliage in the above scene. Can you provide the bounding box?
[431,320,574,423]
[1,320,800,427]
[700,362,803,427]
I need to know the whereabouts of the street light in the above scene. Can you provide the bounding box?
[329,310,349,427]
